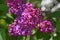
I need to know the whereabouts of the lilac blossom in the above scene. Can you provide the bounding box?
[9,17,33,36]
[7,0,26,15]
[39,20,54,33]
[8,3,42,36]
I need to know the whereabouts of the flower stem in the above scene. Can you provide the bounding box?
[23,36,26,40]
[26,35,30,40]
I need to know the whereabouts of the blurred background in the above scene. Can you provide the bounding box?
[0,0,60,40]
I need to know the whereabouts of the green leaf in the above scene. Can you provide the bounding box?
[35,32,43,39]
[0,29,6,40]
[0,4,8,12]
[6,13,14,19]
[30,0,36,2]
[32,29,36,35]
[53,32,60,40]
[0,34,3,40]
[0,0,6,4]
[0,19,6,27]
[56,19,60,32]
[43,33,51,40]
[48,11,60,32]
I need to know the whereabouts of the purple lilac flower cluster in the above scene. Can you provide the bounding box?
[7,0,26,15]
[8,3,42,36]
[39,20,54,33]
[9,18,33,36]
[7,0,54,36]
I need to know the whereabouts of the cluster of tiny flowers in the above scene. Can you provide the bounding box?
[39,20,54,33]
[7,0,54,36]
[9,3,42,36]
[9,18,33,36]
[7,0,26,15]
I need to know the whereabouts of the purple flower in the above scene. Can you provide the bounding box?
[7,0,24,7]
[9,18,33,36]
[8,3,42,36]
[21,4,42,28]
[7,0,26,15]
[39,20,54,33]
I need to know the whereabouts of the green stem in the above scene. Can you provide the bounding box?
[23,36,26,40]
[26,35,30,40]
[33,35,37,40]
